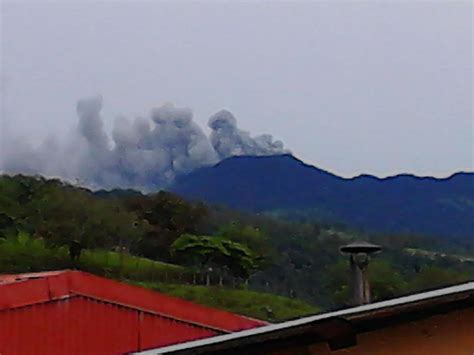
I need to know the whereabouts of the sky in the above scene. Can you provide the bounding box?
[0,0,472,178]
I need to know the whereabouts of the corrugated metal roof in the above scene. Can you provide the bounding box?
[0,270,266,354]
[0,270,265,332]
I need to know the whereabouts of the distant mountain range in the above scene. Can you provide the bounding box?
[170,154,474,239]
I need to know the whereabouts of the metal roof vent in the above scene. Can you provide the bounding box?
[340,241,382,306]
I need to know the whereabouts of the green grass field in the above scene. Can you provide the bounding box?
[0,233,186,282]
[135,282,319,322]
[80,249,186,281]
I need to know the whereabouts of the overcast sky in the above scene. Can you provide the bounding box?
[1,1,472,178]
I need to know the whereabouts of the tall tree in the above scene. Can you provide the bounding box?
[171,234,263,279]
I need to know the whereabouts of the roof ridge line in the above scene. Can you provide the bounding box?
[0,294,73,312]
[70,291,231,334]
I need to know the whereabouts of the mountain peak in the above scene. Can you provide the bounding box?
[171,154,473,238]
[205,154,339,178]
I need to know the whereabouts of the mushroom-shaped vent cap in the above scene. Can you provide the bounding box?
[340,241,382,254]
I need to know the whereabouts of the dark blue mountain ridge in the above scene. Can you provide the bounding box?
[170,154,474,239]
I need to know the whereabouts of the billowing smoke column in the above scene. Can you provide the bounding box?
[209,110,286,159]
[2,96,289,191]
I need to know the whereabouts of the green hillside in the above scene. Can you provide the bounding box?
[136,282,318,322]
[1,174,474,313]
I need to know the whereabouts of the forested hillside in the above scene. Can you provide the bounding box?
[1,174,473,317]
[172,154,474,238]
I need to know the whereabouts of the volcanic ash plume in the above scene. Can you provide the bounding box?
[208,110,287,159]
[1,96,289,190]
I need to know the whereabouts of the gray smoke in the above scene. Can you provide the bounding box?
[209,110,287,159]
[2,96,289,191]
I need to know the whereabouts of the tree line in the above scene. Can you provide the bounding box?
[1,174,473,310]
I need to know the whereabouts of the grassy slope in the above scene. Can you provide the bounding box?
[136,282,319,322]
[0,235,183,274]
[80,249,185,279]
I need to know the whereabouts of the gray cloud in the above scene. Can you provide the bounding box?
[1,97,289,191]
[209,110,288,159]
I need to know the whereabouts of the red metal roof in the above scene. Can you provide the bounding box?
[0,270,265,354]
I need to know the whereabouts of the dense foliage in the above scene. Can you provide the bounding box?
[171,234,263,279]
[1,174,473,313]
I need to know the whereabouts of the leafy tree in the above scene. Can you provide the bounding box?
[214,222,274,265]
[216,223,265,248]
[171,234,263,279]
[126,191,207,259]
